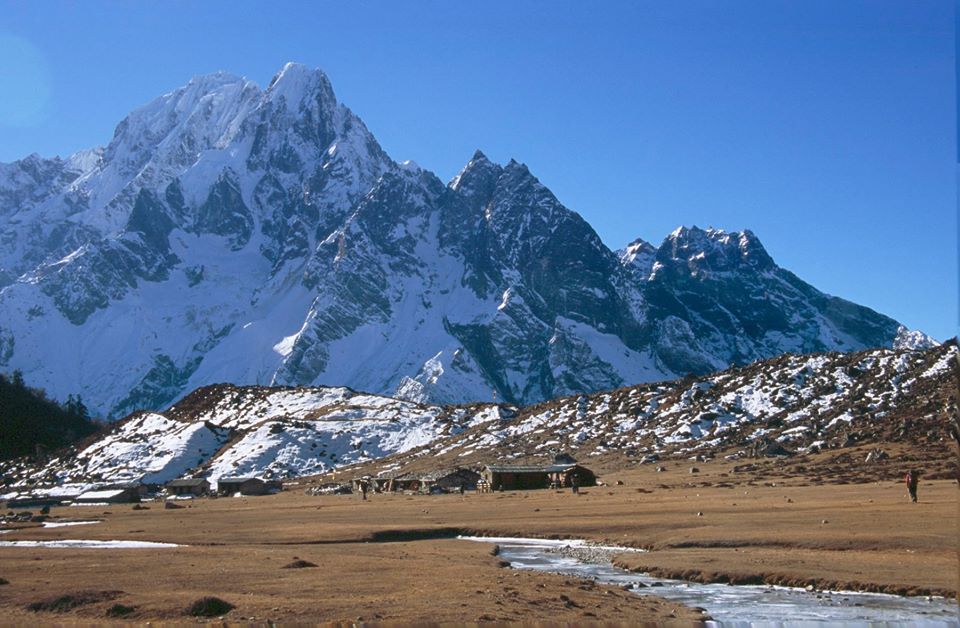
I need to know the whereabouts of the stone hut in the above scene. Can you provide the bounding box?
[166,478,211,496]
[482,462,596,491]
[217,477,280,496]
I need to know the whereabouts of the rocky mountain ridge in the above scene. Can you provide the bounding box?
[376,340,957,478]
[0,63,935,418]
[1,341,953,499]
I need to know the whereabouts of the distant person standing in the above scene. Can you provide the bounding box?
[571,473,580,495]
[905,469,919,503]
[360,478,369,501]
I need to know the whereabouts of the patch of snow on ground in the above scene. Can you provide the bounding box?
[921,350,956,379]
[0,539,179,548]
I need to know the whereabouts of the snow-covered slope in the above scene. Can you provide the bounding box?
[2,342,953,498]
[0,63,928,418]
[0,383,506,497]
[371,341,959,475]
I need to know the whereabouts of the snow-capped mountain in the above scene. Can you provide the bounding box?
[0,63,934,418]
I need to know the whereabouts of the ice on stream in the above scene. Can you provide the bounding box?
[461,537,958,626]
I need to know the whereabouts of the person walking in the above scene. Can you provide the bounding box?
[360,478,369,501]
[905,469,919,503]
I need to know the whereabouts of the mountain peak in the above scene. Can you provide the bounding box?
[185,69,245,90]
[618,237,658,277]
[501,159,535,183]
[470,149,490,163]
[658,225,775,273]
[265,62,335,107]
[450,149,503,194]
[269,62,328,86]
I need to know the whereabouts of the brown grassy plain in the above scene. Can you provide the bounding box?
[0,449,956,625]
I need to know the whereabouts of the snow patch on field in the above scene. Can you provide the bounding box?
[0,539,179,549]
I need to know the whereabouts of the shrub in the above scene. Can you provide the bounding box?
[186,596,234,617]
[105,603,136,617]
[26,590,121,613]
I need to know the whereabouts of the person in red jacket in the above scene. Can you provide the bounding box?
[905,469,919,503]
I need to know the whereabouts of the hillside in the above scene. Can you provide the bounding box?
[1,342,954,499]
[336,340,959,483]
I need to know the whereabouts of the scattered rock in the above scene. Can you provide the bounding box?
[559,594,579,608]
[865,448,889,463]
[281,560,317,569]
[164,501,183,510]
[689,467,700,474]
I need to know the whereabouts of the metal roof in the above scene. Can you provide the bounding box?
[218,477,262,483]
[421,468,479,481]
[167,478,208,486]
[484,464,579,473]
[78,489,127,499]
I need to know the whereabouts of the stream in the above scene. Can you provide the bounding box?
[461,536,958,626]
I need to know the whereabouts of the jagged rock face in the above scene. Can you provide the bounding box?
[638,227,906,376]
[0,64,932,418]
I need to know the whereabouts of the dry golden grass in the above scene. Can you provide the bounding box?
[0,454,956,624]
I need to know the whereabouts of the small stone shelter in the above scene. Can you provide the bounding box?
[75,487,141,504]
[482,462,596,491]
[357,468,481,494]
[103,480,154,497]
[166,478,210,496]
[217,477,279,496]
[420,468,481,493]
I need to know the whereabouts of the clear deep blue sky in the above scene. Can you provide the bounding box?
[0,1,955,340]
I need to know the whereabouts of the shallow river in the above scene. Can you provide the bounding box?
[461,536,958,627]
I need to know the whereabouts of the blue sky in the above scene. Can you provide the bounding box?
[0,1,955,340]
